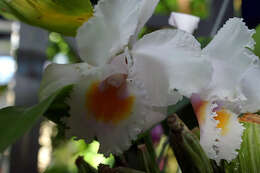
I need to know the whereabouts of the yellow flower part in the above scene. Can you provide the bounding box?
[214,109,231,136]
[0,0,93,36]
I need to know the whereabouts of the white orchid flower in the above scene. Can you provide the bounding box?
[39,0,212,155]
[172,18,259,164]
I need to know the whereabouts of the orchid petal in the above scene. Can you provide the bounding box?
[202,18,257,101]
[129,51,183,107]
[132,29,212,102]
[76,0,142,66]
[130,0,160,45]
[67,65,163,155]
[214,109,244,164]
[241,65,260,113]
[39,63,92,101]
[191,98,244,164]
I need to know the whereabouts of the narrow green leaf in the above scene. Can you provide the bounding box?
[253,25,260,57]
[0,0,93,36]
[0,85,73,152]
[224,115,260,173]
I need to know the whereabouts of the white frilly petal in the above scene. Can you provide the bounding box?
[214,110,244,164]
[132,29,212,100]
[129,51,183,107]
[67,64,165,155]
[130,0,160,45]
[67,68,107,146]
[198,102,221,161]
[191,98,244,164]
[241,65,260,113]
[201,18,258,101]
[39,63,92,101]
[76,0,143,66]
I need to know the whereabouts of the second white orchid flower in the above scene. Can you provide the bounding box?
[171,16,260,164]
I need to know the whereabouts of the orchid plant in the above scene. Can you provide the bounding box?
[0,0,259,172]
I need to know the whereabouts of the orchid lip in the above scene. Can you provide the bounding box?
[85,75,135,124]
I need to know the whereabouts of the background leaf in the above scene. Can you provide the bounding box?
[224,116,260,173]
[0,0,93,36]
[253,25,260,57]
[0,85,73,152]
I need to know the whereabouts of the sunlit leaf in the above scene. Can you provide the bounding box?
[0,85,73,152]
[155,0,209,18]
[0,0,93,36]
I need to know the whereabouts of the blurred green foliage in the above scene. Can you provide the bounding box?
[47,33,80,63]
[197,37,212,48]
[253,25,260,57]
[0,85,73,153]
[155,0,178,15]
[0,85,7,92]
[190,0,209,18]
[44,140,114,173]
[155,0,209,19]
[0,0,93,36]
[233,0,242,16]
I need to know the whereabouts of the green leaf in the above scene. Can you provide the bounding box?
[253,25,260,58]
[44,85,73,140]
[224,117,260,173]
[0,85,73,152]
[0,0,93,36]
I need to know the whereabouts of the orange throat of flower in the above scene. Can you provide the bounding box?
[85,75,135,124]
[194,101,231,136]
[214,109,231,136]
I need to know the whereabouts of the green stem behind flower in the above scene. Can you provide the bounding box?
[167,114,213,173]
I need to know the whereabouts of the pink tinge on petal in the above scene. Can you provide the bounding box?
[190,93,202,112]
[212,100,224,112]
[110,53,129,74]
[191,94,226,127]
[190,93,208,126]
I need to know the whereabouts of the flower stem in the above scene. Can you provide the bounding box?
[167,114,213,173]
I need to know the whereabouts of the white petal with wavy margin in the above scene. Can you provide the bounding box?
[39,63,92,101]
[130,0,160,45]
[67,64,165,156]
[201,18,257,101]
[241,65,260,113]
[132,29,212,101]
[76,0,142,66]
[191,98,244,164]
